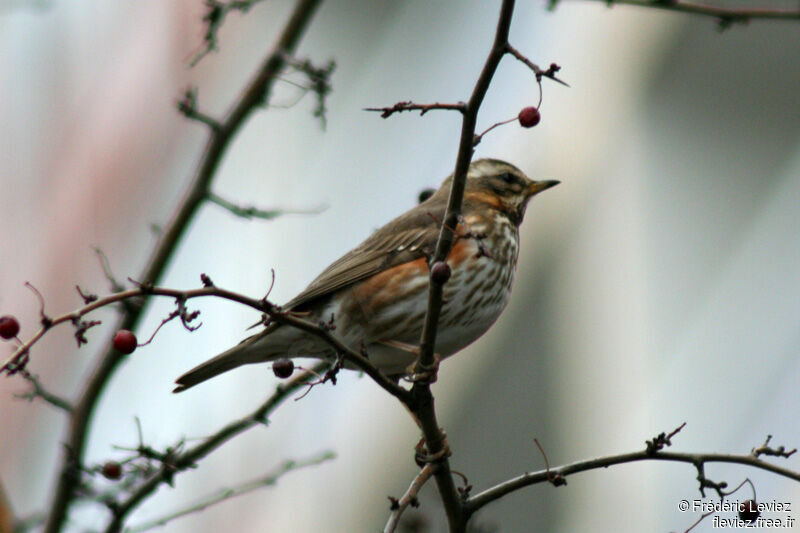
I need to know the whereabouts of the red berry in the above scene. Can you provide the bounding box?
[430,262,451,284]
[113,330,137,354]
[738,499,759,523]
[0,315,20,340]
[101,461,122,480]
[518,106,541,128]
[272,358,295,378]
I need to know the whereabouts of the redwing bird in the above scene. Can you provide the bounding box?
[174,159,558,392]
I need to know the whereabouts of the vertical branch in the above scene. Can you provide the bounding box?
[42,1,324,532]
[411,1,517,531]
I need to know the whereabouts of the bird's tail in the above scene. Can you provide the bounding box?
[173,329,275,393]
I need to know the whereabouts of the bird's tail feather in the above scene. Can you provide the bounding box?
[173,333,272,393]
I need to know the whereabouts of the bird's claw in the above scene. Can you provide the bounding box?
[414,433,451,467]
[405,352,441,384]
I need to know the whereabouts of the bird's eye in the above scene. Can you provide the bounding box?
[499,172,515,184]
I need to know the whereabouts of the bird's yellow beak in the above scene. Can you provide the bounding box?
[526,180,560,197]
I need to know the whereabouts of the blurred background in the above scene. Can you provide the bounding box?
[1,0,799,531]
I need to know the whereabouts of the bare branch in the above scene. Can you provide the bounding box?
[411,1,520,530]
[102,364,328,532]
[561,0,800,29]
[42,0,325,531]
[464,432,800,517]
[92,246,126,294]
[177,87,221,132]
[125,451,335,532]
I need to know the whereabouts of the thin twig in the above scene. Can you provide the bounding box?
[364,101,467,119]
[384,463,437,533]
[505,44,568,86]
[14,371,73,413]
[125,451,335,532]
[207,191,327,220]
[42,1,325,531]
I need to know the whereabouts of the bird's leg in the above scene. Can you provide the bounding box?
[379,340,441,383]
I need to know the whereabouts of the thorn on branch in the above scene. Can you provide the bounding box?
[387,496,400,510]
[25,282,52,329]
[128,278,154,294]
[75,285,98,304]
[93,246,126,294]
[200,273,215,287]
[752,435,797,459]
[71,316,102,347]
[452,470,473,501]
[177,86,221,131]
[364,101,467,119]
[283,56,336,128]
[645,422,686,455]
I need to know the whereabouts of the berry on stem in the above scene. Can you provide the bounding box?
[113,330,137,354]
[0,315,20,340]
[518,106,541,128]
[272,358,295,378]
[430,262,451,284]
[101,461,122,480]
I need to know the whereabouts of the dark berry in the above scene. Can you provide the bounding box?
[738,499,759,523]
[113,330,137,354]
[518,106,541,128]
[431,262,451,284]
[101,461,122,480]
[272,358,295,378]
[418,188,436,204]
[0,315,20,340]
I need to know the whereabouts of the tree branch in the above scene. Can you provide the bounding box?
[103,364,328,533]
[572,0,800,29]
[41,1,325,531]
[125,451,335,532]
[409,1,519,531]
[384,463,437,533]
[206,191,327,220]
[14,371,73,413]
[364,101,467,119]
[464,441,800,518]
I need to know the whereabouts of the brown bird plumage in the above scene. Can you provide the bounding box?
[174,159,558,392]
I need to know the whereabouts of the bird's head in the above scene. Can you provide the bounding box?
[433,158,559,225]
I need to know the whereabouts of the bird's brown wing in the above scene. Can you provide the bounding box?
[284,201,446,311]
